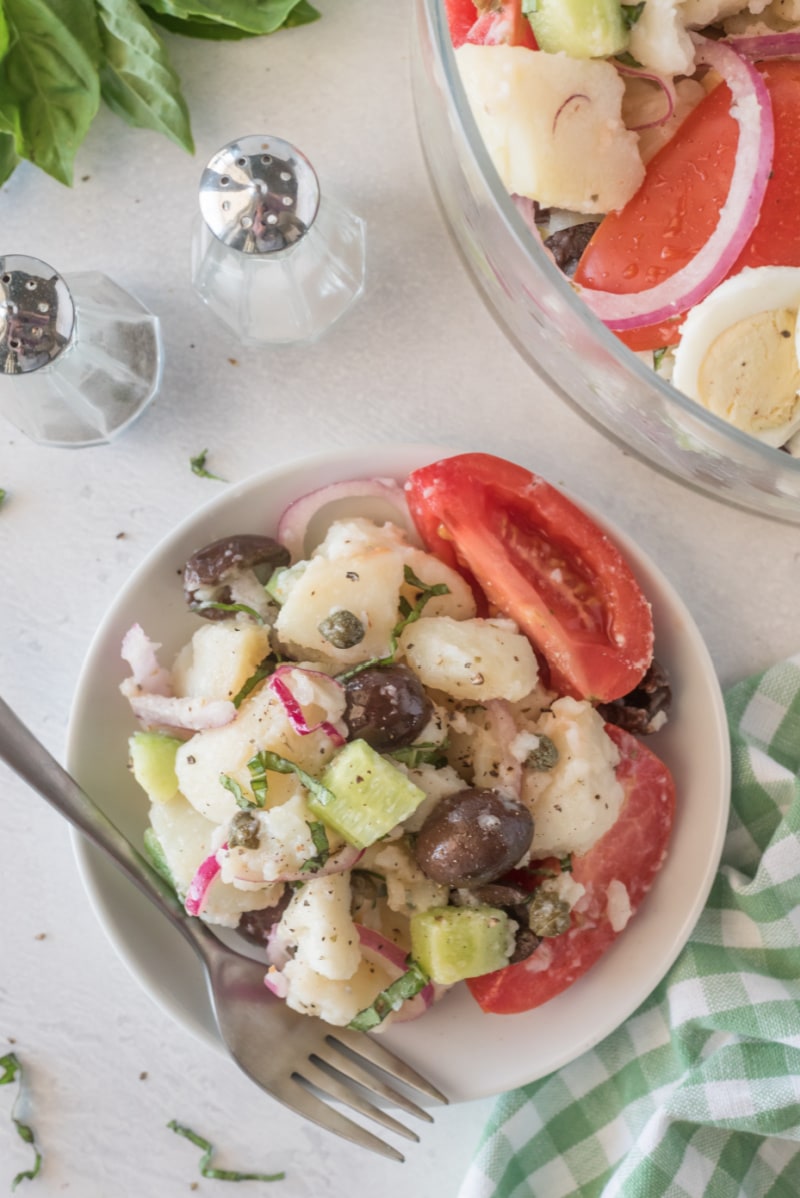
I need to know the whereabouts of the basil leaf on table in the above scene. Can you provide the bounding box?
[143,0,319,36]
[0,0,102,186]
[95,0,194,152]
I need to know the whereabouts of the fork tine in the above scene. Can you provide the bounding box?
[330,1028,449,1104]
[318,1039,433,1123]
[267,1074,406,1162]
[299,1057,420,1141]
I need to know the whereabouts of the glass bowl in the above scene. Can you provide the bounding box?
[410,0,800,523]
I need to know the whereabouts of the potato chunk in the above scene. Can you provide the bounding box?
[398,616,539,702]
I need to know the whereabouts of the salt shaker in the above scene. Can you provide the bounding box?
[190,135,366,345]
[0,255,163,448]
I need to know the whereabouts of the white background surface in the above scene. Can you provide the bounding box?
[1,2,799,1195]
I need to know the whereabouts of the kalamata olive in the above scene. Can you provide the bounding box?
[597,659,672,735]
[235,888,291,947]
[414,788,534,888]
[183,534,289,620]
[344,664,433,751]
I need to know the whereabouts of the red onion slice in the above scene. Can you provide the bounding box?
[276,478,416,562]
[268,665,346,746]
[264,967,289,999]
[120,623,173,696]
[185,847,224,916]
[355,924,435,1023]
[578,35,774,331]
[124,691,236,733]
[724,31,800,59]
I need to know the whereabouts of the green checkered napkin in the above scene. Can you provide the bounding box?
[459,656,800,1198]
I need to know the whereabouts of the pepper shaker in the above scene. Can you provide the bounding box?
[0,255,162,448]
[190,135,366,345]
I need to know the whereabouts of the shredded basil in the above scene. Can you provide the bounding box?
[190,449,226,481]
[254,750,336,809]
[219,772,262,810]
[232,655,277,708]
[348,959,430,1031]
[620,2,645,28]
[167,1120,284,1182]
[388,741,449,769]
[338,568,450,682]
[653,347,668,370]
[0,1053,42,1191]
[560,853,573,874]
[300,820,331,872]
[190,600,264,623]
[246,752,271,807]
[0,489,6,510]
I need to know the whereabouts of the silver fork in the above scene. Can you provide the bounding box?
[0,696,447,1162]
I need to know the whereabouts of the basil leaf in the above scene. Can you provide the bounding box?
[0,1052,43,1190]
[191,600,265,623]
[143,0,317,36]
[219,772,259,810]
[0,0,102,186]
[281,1,320,28]
[300,819,330,871]
[232,655,277,708]
[256,749,336,808]
[143,9,258,38]
[95,0,194,153]
[0,133,20,185]
[348,959,430,1031]
[167,1120,285,1181]
[190,448,226,480]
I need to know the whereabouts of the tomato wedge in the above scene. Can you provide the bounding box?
[575,60,800,351]
[444,0,537,49]
[404,454,653,703]
[467,724,676,1014]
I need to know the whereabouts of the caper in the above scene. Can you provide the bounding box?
[318,609,365,649]
[527,889,571,937]
[228,809,261,849]
[525,734,559,771]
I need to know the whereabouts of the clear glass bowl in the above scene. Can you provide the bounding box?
[410,0,800,523]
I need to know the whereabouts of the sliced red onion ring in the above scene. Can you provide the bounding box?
[264,966,289,999]
[614,61,676,132]
[120,623,173,696]
[185,846,224,916]
[268,665,346,746]
[124,691,236,733]
[578,35,774,331]
[355,924,435,1023]
[276,478,415,562]
[724,31,800,59]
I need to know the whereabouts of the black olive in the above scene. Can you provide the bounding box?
[344,664,433,751]
[414,788,534,888]
[183,534,289,620]
[235,888,291,947]
[597,659,672,735]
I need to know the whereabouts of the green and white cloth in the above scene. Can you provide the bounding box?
[460,656,800,1198]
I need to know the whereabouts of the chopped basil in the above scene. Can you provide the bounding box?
[219,772,262,810]
[254,750,336,809]
[167,1120,284,1182]
[0,1052,42,1191]
[0,489,6,509]
[190,600,264,623]
[388,741,449,769]
[300,820,331,872]
[560,853,573,873]
[620,2,645,28]
[189,449,226,481]
[232,655,278,708]
[653,347,668,370]
[348,959,430,1031]
[337,568,450,682]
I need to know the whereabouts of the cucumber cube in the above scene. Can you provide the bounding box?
[410,905,512,985]
[129,731,182,803]
[526,0,629,59]
[316,739,427,849]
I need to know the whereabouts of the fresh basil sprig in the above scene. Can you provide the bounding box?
[167,1120,285,1182]
[0,0,319,188]
[0,1052,42,1191]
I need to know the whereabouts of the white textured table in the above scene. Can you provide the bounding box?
[2,3,799,1194]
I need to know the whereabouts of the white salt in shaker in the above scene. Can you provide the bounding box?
[190,135,366,345]
[0,255,162,448]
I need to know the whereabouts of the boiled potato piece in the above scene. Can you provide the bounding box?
[398,616,539,701]
[172,618,273,702]
[455,43,644,213]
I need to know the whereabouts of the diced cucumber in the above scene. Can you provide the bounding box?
[143,826,178,893]
[410,905,512,985]
[265,561,307,605]
[315,739,427,849]
[526,0,629,59]
[129,731,182,803]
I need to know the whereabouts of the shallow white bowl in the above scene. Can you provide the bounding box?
[67,443,731,1103]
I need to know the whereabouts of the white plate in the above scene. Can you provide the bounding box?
[67,443,731,1104]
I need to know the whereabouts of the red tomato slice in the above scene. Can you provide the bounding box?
[575,60,800,351]
[467,724,676,1014]
[444,0,537,49]
[404,453,654,703]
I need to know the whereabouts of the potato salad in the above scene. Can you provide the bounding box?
[448,0,800,451]
[121,456,675,1028]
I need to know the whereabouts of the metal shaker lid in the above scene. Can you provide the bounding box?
[0,254,75,374]
[198,135,321,255]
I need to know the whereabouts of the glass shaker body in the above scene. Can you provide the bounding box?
[0,257,162,448]
[190,135,366,346]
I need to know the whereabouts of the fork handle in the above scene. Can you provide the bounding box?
[0,696,216,958]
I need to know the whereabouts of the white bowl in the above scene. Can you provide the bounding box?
[67,443,731,1103]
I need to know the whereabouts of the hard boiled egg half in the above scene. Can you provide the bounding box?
[671,266,800,449]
